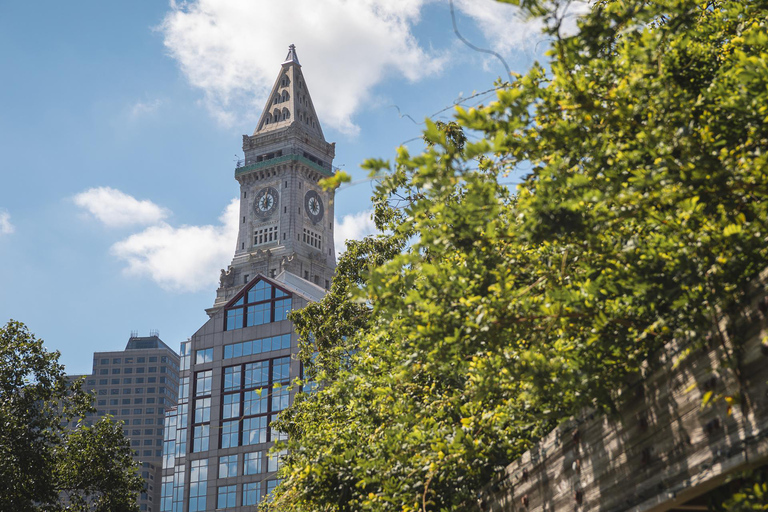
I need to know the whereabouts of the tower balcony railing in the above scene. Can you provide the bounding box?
[235,154,333,177]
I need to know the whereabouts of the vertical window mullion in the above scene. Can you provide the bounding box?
[267,357,274,442]
[270,286,275,323]
[239,363,246,447]
[219,369,225,449]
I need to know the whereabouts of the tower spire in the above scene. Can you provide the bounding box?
[253,44,323,139]
[283,43,300,66]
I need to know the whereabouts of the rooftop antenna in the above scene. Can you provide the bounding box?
[149,329,160,337]
[130,330,138,338]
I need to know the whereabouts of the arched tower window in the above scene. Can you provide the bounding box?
[282,108,290,121]
[281,91,290,102]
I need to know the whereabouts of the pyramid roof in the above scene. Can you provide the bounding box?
[253,44,325,139]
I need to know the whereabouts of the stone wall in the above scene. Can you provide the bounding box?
[478,276,768,512]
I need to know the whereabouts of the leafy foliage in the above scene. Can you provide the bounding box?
[711,469,768,511]
[270,0,768,510]
[0,321,144,511]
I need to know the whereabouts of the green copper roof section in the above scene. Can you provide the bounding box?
[235,154,333,178]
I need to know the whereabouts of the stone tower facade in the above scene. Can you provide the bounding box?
[160,46,336,512]
[212,45,336,311]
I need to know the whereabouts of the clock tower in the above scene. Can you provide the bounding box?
[212,45,337,310]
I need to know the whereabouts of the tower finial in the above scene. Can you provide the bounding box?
[283,44,300,66]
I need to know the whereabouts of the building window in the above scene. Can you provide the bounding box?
[222,393,239,420]
[219,455,238,478]
[192,370,212,453]
[243,482,262,507]
[194,398,210,423]
[271,387,290,412]
[302,228,322,249]
[179,377,189,400]
[267,479,280,498]
[189,459,208,512]
[219,356,290,448]
[254,225,278,246]
[195,371,212,396]
[223,334,291,359]
[224,279,292,331]
[244,451,263,475]
[268,449,287,473]
[192,424,209,452]
[221,420,238,449]
[195,348,213,364]
[217,485,237,509]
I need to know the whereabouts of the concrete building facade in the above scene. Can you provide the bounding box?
[160,45,336,512]
[68,334,180,512]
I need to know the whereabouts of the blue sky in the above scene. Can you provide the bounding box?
[0,0,561,375]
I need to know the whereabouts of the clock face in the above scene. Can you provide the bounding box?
[254,187,278,218]
[304,190,324,223]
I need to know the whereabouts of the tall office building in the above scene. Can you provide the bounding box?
[68,334,180,512]
[161,45,337,511]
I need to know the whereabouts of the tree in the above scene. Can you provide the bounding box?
[269,0,768,510]
[0,320,145,511]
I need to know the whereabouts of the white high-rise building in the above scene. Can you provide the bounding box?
[161,45,337,512]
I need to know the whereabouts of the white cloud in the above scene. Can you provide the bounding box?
[454,0,544,57]
[110,199,239,293]
[130,99,163,118]
[73,187,170,228]
[0,210,15,235]
[334,210,377,258]
[159,0,447,135]
[455,0,589,59]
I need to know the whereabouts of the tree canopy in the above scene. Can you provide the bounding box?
[0,320,144,512]
[270,0,768,510]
